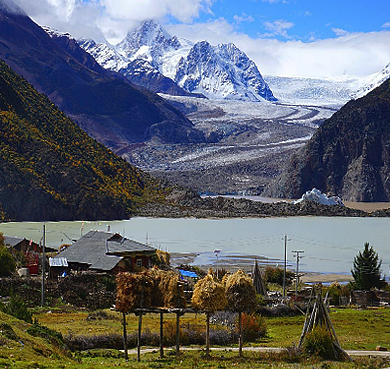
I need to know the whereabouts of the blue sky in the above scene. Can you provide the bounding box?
[204,0,390,41]
[13,0,390,78]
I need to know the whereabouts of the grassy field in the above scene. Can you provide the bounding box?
[1,348,389,369]
[1,306,390,368]
[33,306,390,351]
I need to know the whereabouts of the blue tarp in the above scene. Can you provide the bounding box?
[179,269,198,278]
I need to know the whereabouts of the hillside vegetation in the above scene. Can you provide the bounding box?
[0,61,164,221]
[0,6,204,147]
[266,78,390,201]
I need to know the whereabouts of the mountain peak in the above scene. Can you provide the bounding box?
[116,19,180,65]
[80,19,275,102]
[174,39,276,101]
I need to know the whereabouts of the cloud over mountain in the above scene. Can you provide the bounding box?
[10,0,390,79]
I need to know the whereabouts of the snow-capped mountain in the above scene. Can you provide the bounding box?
[116,19,181,68]
[79,37,201,97]
[76,20,276,102]
[79,38,128,71]
[354,62,390,98]
[173,41,276,101]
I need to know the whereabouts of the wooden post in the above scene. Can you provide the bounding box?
[122,312,128,361]
[137,290,144,362]
[238,311,243,357]
[176,312,180,354]
[41,223,46,307]
[283,234,287,298]
[137,312,142,362]
[176,281,182,354]
[159,311,164,358]
[206,311,210,357]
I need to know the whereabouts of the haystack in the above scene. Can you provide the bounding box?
[192,271,227,357]
[225,269,257,311]
[298,289,350,361]
[157,269,186,308]
[192,272,227,312]
[225,270,257,357]
[156,249,170,266]
[115,271,154,313]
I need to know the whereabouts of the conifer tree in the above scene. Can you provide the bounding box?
[351,242,384,290]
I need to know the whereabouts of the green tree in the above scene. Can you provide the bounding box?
[351,242,385,290]
[0,233,15,277]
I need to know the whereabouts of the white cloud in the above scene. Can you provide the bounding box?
[261,0,288,3]
[332,28,350,37]
[264,19,294,38]
[101,0,213,23]
[233,13,254,24]
[12,0,214,42]
[382,22,390,28]
[10,0,390,79]
[168,22,390,78]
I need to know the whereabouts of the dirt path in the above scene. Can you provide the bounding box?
[124,346,390,358]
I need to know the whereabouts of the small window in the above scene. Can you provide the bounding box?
[136,258,143,268]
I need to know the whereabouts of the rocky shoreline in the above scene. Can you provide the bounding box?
[137,187,390,219]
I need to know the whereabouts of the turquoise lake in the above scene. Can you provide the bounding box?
[1,217,389,276]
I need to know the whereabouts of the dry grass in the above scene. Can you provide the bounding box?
[225,270,256,311]
[192,273,227,312]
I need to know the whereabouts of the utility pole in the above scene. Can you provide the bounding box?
[292,250,304,297]
[41,223,46,307]
[282,234,290,298]
[214,249,221,279]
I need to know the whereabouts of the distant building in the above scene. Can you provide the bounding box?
[51,230,157,275]
[4,236,43,275]
[4,236,41,254]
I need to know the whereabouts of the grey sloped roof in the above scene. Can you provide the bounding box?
[89,254,123,271]
[106,238,156,255]
[53,230,155,271]
[4,235,25,247]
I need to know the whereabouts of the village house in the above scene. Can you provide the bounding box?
[50,230,157,277]
[4,236,41,254]
[4,235,46,275]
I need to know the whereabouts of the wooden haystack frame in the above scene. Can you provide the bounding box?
[147,267,186,356]
[298,289,350,361]
[192,271,227,357]
[225,270,257,357]
[252,260,267,297]
[116,269,187,361]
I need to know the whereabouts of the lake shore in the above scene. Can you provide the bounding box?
[170,252,354,284]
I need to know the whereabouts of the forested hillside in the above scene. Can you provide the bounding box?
[0,61,164,221]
